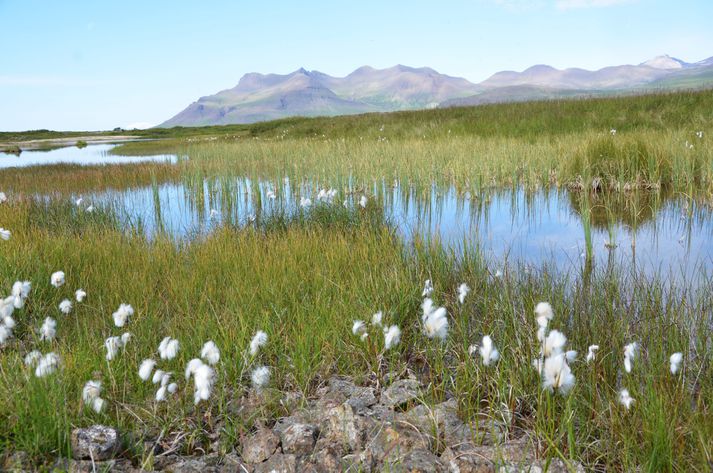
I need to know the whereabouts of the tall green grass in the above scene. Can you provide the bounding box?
[0,199,712,470]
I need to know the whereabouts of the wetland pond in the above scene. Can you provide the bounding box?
[6,144,713,281]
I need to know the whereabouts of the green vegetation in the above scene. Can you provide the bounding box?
[1,90,712,469]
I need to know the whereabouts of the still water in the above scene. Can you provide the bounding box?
[8,144,713,279]
[0,143,175,168]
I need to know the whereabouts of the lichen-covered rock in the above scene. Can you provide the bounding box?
[241,427,280,464]
[381,379,421,409]
[390,449,446,472]
[280,422,318,455]
[322,402,368,451]
[253,453,296,473]
[70,425,121,461]
[365,421,431,465]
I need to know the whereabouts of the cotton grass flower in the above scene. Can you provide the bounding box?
[0,192,6,204]
[359,195,368,208]
[82,380,105,413]
[457,283,470,304]
[112,303,134,327]
[534,302,554,328]
[50,271,65,288]
[421,279,433,297]
[24,350,42,366]
[75,289,87,302]
[352,320,366,337]
[138,359,156,381]
[249,330,268,356]
[619,389,635,409]
[0,228,10,241]
[152,369,165,384]
[11,281,31,308]
[586,345,599,363]
[39,317,57,341]
[383,325,401,350]
[158,337,180,360]
[371,311,383,327]
[670,352,683,374]
[193,364,215,404]
[0,325,12,346]
[478,335,500,367]
[59,299,73,315]
[35,352,60,377]
[185,358,205,380]
[105,336,125,361]
[543,330,567,357]
[542,353,575,394]
[201,341,220,365]
[299,197,312,208]
[251,366,271,391]
[423,306,448,341]
[623,342,638,373]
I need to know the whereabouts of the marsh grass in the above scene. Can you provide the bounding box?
[0,198,712,469]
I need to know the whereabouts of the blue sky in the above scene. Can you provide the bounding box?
[1,0,712,131]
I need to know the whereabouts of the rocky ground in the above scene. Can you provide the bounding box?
[3,377,584,472]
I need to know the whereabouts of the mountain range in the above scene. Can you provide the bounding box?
[160,55,713,127]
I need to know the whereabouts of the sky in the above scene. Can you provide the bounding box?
[1,0,712,131]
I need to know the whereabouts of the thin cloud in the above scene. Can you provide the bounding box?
[555,0,634,10]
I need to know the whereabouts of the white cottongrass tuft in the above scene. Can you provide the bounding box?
[82,380,106,413]
[619,389,635,409]
[479,335,500,367]
[121,332,132,345]
[542,353,575,394]
[352,320,366,337]
[251,366,271,390]
[586,345,599,363]
[39,317,57,341]
[0,192,6,203]
[35,352,60,377]
[383,325,401,350]
[152,369,165,384]
[299,197,312,208]
[534,302,554,328]
[249,330,268,356]
[421,279,433,297]
[543,330,567,357]
[371,311,383,327]
[24,350,42,366]
[623,342,638,373]
[138,359,156,381]
[158,337,180,360]
[423,305,448,341]
[0,228,11,241]
[201,341,220,365]
[75,289,87,302]
[193,364,215,404]
[105,336,125,361]
[50,271,65,288]
[11,281,31,308]
[59,299,73,315]
[669,352,683,375]
[112,303,134,327]
[457,283,470,304]
[185,358,205,380]
[359,195,368,208]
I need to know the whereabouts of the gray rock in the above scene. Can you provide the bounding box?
[218,452,251,473]
[164,457,218,473]
[381,379,421,409]
[70,425,121,461]
[365,422,431,465]
[56,458,135,473]
[280,423,318,455]
[2,451,31,472]
[322,402,367,451]
[253,453,296,473]
[389,449,445,472]
[241,427,280,464]
[327,376,378,411]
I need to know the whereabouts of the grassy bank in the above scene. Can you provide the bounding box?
[0,198,712,470]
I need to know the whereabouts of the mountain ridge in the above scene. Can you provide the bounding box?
[160,55,713,127]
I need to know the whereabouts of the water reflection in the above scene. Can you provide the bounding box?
[85,177,713,280]
[0,143,175,168]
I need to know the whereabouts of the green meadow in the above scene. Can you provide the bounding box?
[1,91,712,470]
